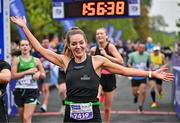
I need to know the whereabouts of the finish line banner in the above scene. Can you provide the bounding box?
[0,0,11,62]
[0,0,16,117]
[0,0,4,60]
[10,0,29,39]
[173,66,180,120]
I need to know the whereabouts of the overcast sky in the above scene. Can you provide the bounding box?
[149,0,180,32]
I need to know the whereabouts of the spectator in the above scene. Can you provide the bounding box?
[11,40,45,123]
[128,42,150,112]
[149,45,166,108]
[145,37,154,54]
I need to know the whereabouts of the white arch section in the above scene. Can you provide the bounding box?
[4,0,11,63]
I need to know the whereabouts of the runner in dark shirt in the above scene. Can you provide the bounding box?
[0,60,11,123]
[11,16,174,122]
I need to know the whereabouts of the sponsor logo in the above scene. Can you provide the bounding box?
[80,74,90,81]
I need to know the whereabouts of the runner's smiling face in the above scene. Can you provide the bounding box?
[96,28,108,44]
[69,34,87,58]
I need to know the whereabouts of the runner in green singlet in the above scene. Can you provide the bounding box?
[11,40,45,123]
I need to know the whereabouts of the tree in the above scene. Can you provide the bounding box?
[150,15,168,31]
[76,19,138,42]
[177,2,180,36]
[11,0,64,41]
[142,0,152,7]
[133,5,151,41]
[13,0,175,44]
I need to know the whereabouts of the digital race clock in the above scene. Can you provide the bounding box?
[52,0,140,20]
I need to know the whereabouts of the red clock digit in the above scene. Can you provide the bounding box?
[96,2,105,16]
[82,2,95,16]
[116,1,125,15]
[106,2,115,15]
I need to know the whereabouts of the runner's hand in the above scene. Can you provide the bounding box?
[10,16,27,28]
[99,48,107,56]
[27,68,38,75]
[33,72,40,80]
[153,67,174,82]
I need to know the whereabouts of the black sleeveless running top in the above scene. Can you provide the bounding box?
[95,42,114,75]
[95,42,112,56]
[65,55,100,102]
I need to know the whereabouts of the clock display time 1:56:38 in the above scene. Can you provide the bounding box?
[82,1,125,16]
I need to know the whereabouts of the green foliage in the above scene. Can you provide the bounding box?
[23,0,63,40]
[133,5,150,41]
[141,0,152,7]
[12,0,175,48]
[11,23,20,40]
[11,0,149,43]
[151,31,177,47]
[150,15,168,31]
[76,19,138,42]
[10,1,138,43]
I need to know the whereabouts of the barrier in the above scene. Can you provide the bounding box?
[173,66,180,120]
[5,80,17,117]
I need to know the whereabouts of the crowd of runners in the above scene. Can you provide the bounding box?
[0,16,177,123]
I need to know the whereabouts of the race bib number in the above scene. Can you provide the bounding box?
[70,103,93,120]
[18,75,33,85]
[135,63,146,70]
[152,65,160,71]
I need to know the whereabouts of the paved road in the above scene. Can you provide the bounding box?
[9,75,179,123]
